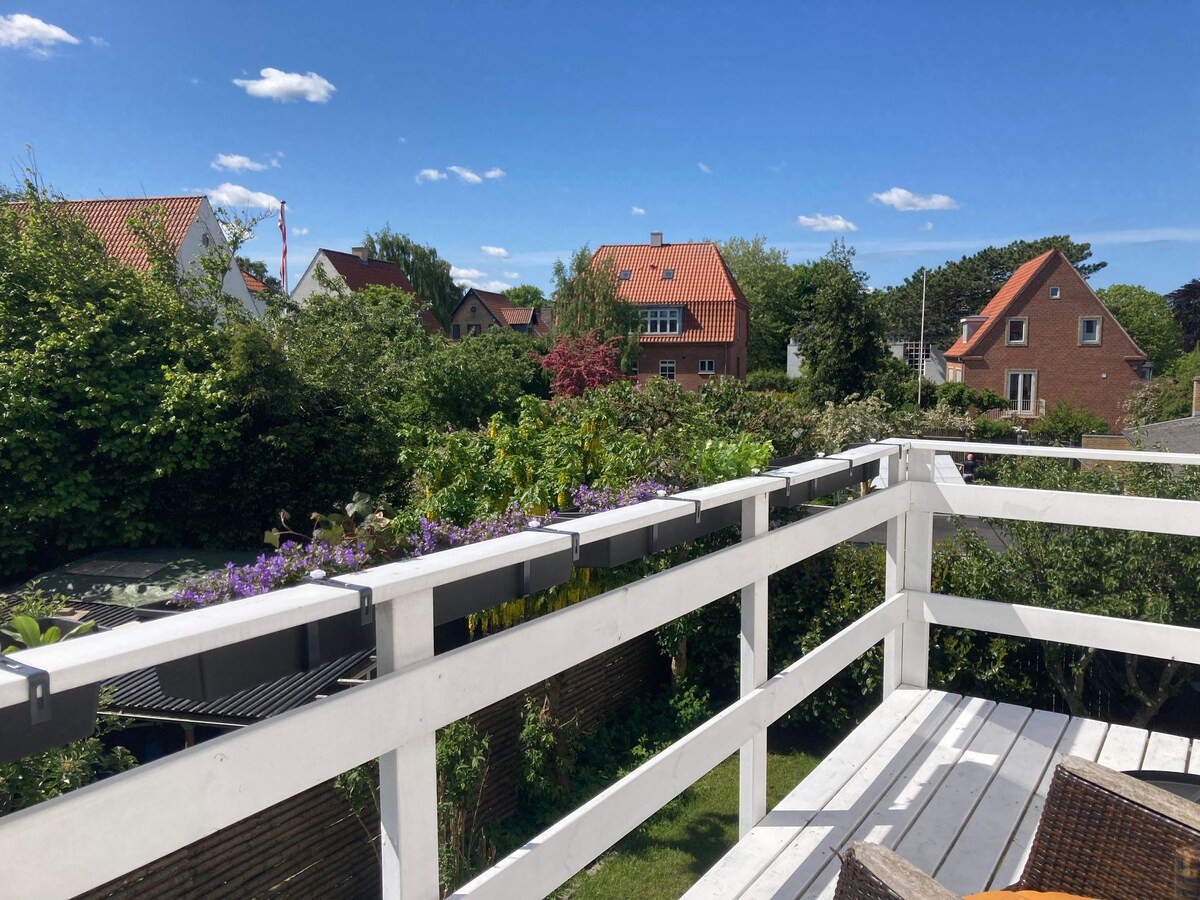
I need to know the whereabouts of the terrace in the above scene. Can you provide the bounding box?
[2,439,1199,898]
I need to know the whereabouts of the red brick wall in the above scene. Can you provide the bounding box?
[955,254,1145,430]
[636,341,743,391]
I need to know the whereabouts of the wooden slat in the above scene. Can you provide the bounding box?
[1142,730,1192,770]
[989,716,1108,889]
[1191,740,1200,775]
[1096,723,1149,770]
[933,709,1068,895]
[738,694,975,900]
[682,688,932,899]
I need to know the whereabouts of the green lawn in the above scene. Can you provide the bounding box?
[554,748,820,899]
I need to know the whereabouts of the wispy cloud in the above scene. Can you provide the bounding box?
[207,183,281,210]
[501,271,520,280]
[697,162,712,174]
[631,206,646,216]
[871,187,959,212]
[88,35,107,48]
[398,136,408,144]
[0,13,79,57]
[292,226,309,236]
[1078,226,1200,246]
[415,168,447,184]
[211,153,269,173]
[484,167,506,179]
[919,222,934,232]
[797,213,858,233]
[481,245,509,259]
[233,67,335,103]
[768,162,786,173]
[450,266,487,280]
[448,165,483,185]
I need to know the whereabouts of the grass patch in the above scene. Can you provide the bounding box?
[553,747,819,899]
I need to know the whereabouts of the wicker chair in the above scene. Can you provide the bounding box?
[833,755,1200,900]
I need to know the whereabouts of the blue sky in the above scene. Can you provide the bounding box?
[3,2,1197,295]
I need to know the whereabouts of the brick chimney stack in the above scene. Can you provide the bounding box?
[351,246,370,263]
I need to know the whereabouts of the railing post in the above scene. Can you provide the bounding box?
[883,446,932,693]
[738,491,769,836]
[377,588,439,899]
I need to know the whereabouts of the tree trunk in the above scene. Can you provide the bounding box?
[1125,655,1185,729]
[670,635,688,690]
[1044,644,1094,718]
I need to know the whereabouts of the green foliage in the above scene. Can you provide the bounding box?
[687,436,773,486]
[1096,284,1181,374]
[551,246,641,371]
[517,694,581,821]
[971,416,1019,442]
[235,255,282,295]
[1027,400,1109,444]
[718,236,812,371]
[1123,346,1200,426]
[934,382,1007,413]
[883,237,1106,345]
[437,721,495,890]
[1,615,95,653]
[361,226,462,326]
[1169,278,1200,352]
[505,284,547,308]
[745,369,799,392]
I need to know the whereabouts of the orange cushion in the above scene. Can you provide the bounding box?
[965,892,1097,900]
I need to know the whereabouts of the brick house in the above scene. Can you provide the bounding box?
[592,233,749,390]
[449,288,550,339]
[944,249,1148,430]
[290,247,442,334]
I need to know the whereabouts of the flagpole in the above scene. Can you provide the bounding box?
[917,268,927,407]
[278,200,288,295]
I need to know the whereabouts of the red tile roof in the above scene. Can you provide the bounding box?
[240,269,268,293]
[461,288,549,335]
[945,249,1058,358]
[17,196,205,272]
[591,241,747,344]
[320,249,418,295]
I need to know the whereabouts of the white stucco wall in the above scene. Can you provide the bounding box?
[289,250,333,307]
[177,199,259,316]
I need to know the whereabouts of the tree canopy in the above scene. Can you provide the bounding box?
[361,226,462,327]
[551,246,640,371]
[1168,278,1200,352]
[506,284,548,308]
[717,236,814,372]
[1095,284,1181,375]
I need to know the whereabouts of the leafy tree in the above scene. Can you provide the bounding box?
[506,284,548,308]
[1096,284,1181,374]
[794,242,887,405]
[551,246,641,371]
[718,236,812,371]
[235,255,283,295]
[1123,346,1200,426]
[1028,400,1109,444]
[541,330,623,398]
[1168,278,1200,352]
[361,226,462,327]
[883,236,1106,345]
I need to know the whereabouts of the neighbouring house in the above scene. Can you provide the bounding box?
[290,247,443,334]
[887,340,947,385]
[592,232,750,389]
[944,248,1148,430]
[240,269,269,296]
[448,288,550,339]
[17,196,257,314]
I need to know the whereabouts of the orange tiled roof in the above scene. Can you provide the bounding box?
[320,249,418,295]
[16,196,205,272]
[241,269,268,293]
[945,249,1058,358]
[462,288,549,335]
[591,241,747,344]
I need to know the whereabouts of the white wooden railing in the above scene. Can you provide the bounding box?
[2,439,1200,900]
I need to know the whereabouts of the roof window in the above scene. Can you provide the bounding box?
[619,269,631,281]
[662,268,675,281]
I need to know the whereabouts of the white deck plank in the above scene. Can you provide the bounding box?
[1191,740,1200,774]
[1095,722,1149,771]
[891,702,1031,878]
[933,708,1068,895]
[681,688,931,899]
[988,716,1108,889]
[743,695,990,900]
[1142,730,1191,771]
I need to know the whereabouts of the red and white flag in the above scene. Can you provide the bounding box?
[278,200,288,294]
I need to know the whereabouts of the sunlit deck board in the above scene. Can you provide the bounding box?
[689,690,1197,899]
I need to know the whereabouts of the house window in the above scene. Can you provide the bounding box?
[1049,286,1061,299]
[468,323,481,335]
[452,324,461,339]
[659,359,676,380]
[642,307,682,334]
[1006,317,1028,346]
[1079,317,1102,345]
[698,359,715,375]
[1007,370,1036,414]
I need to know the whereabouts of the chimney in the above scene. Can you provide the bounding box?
[351,246,370,263]
[649,232,663,247]
[1193,376,1200,417]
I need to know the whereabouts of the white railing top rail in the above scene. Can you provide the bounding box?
[896,437,1200,468]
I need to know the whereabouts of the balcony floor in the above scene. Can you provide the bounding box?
[686,687,1200,899]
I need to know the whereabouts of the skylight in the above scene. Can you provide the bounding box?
[619,269,631,281]
[662,268,675,281]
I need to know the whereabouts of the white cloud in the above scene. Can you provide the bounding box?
[415,168,447,184]
[292,226,309,236]
[501,271,520,280]
[211,153,268,172]
[232,67,335,103]
[697,162,712,174]
[271,151,283,168]
[768,162,786,173]
[481,245,509,259]
[796,213,858,233]
[207,183,281,210]
[190,77,201,85]
[871,187,959,212]
[460,278,514,292]
[0,14,79,55]
[448,165,483,185]
[631,206,646,216]
[484,167,505,179]
[398,136,408,144]
[88,35,107,48]
[919,221,934,232]
[450,266,487,280]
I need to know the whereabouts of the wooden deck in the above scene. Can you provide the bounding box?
[687,688,1200,899]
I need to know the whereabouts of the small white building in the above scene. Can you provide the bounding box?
[887,340,946,385]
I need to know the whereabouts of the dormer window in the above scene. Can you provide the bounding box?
[662,268,675,281]
[642,307,682,334]
[619,269,632,281]
[1049,286,1061,299]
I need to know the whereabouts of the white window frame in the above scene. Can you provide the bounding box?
[642,307,682,335]
[659,359,676,380]
[1079,316,1102,346]
[1006,317,1028,346]
[1049,286,1061,299]
[1006,369,1037,415]
[698,358,716,376]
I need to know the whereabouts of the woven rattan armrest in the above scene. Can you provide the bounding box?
[1018,755,1200,900]
[833,841,959,900]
